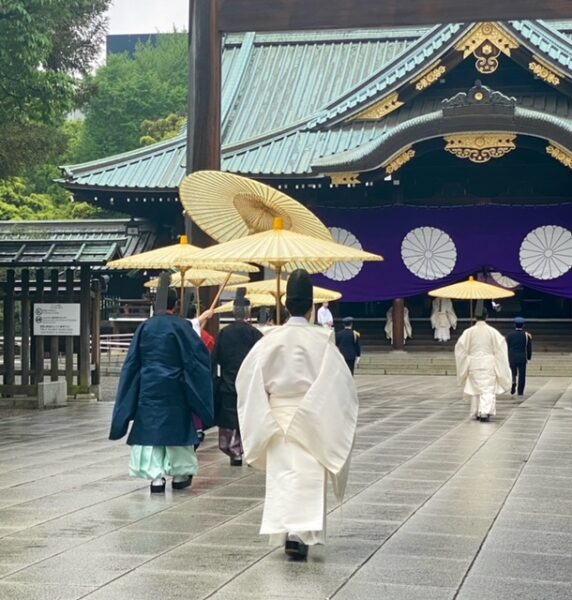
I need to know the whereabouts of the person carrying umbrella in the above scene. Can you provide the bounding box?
[454,308,512,422]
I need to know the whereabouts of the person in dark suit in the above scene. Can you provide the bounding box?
[212,293,263,466]
[335,316,361,375]
[506,316,532,396]
[109,289,214,493]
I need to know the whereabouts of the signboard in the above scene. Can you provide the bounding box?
[33,303,81,336]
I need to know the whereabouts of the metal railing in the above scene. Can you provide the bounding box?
[100,333,133,364]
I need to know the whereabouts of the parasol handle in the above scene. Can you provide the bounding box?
[208,272,233,312]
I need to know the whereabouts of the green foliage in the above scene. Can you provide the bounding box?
[0,173,101,221]
[77,33,189,161]
[0,178,57,221]
[0,0,110,177]
[0,122,102,221]
[140,113,187,146]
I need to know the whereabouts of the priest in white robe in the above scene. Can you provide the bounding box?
[454,308,512,422]
[430,297,457,342]
[236,270,359,559]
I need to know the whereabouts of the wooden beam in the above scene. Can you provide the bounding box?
[392,298,405,351]
[49,269,59,382]
[33,270,45,387]
[78,266,91,393]
[187,0,223,335]
[21,269,31,386]
[187,0,222,174]
[219,0,572,31]
[2,270,16,395]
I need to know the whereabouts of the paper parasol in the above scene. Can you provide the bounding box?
[107,235,258,314]
[191,217,382,323]
[144,269,250,313]
[227,277,342,303]
[429,276,514,321]
[180,170,332,242]
[145,270,249,289]
[214,293,276,314]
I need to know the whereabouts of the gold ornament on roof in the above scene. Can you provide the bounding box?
[546,144,572,169]
[329,173,361,186]
[351,92,404,121]
[384,148,416,175]
[444,133,516,164]
[529,57,563,86]
[414,64,447,91]
[455,22,519,75]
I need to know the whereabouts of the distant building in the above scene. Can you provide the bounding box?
[106,33,164,57]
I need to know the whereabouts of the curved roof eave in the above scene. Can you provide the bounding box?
[60,133,186,180]
[310,106,572,174]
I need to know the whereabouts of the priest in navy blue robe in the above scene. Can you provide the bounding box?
[109,289,214,493]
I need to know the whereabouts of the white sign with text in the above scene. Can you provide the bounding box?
[33,303,81,336]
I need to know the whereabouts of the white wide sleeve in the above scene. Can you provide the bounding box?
[286,343,359,501]
[454,331,470,386]
[236,344,282,471]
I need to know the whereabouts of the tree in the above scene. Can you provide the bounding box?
[0,0,110,176]
[140,113,187,146]
[77,33,189,161]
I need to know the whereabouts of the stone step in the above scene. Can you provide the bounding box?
[357,351,571,377]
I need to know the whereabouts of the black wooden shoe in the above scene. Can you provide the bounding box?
[230,457,243,467]
[285,540,308,560]
[480,415,490,422]
[150,477,166,493]
[172,475,193,490]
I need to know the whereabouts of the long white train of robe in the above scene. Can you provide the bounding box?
[454,321,512,417]
[430,298,457,342]
[384,307,413,343]
[236,320,358,546]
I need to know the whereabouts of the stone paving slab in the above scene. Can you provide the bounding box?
[1,374,572,599]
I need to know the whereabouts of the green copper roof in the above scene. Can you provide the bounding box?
[61,21,572,190]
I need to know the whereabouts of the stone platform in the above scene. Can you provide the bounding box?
[1,374,572,599]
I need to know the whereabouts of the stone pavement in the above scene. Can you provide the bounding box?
[1,374,572,599]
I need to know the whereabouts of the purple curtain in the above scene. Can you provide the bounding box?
[313,205,572,301]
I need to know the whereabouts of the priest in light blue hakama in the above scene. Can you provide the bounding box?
[109,290,213,493]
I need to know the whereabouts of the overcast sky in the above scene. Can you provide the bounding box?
[106,0,188,34]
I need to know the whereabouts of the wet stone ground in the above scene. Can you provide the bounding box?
[1,374,572,599]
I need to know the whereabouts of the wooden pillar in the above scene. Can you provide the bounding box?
[78,266,91,393]
[91,278,101,393]
[2,269,16,395]
[392,298,405,350]
[33,269,45,386]
[187,0,222,335]
[49,269,59,382]
[64,269,74,392]
[21,269,31,386]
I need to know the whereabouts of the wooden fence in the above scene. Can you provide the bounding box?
[0,266,100,398]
